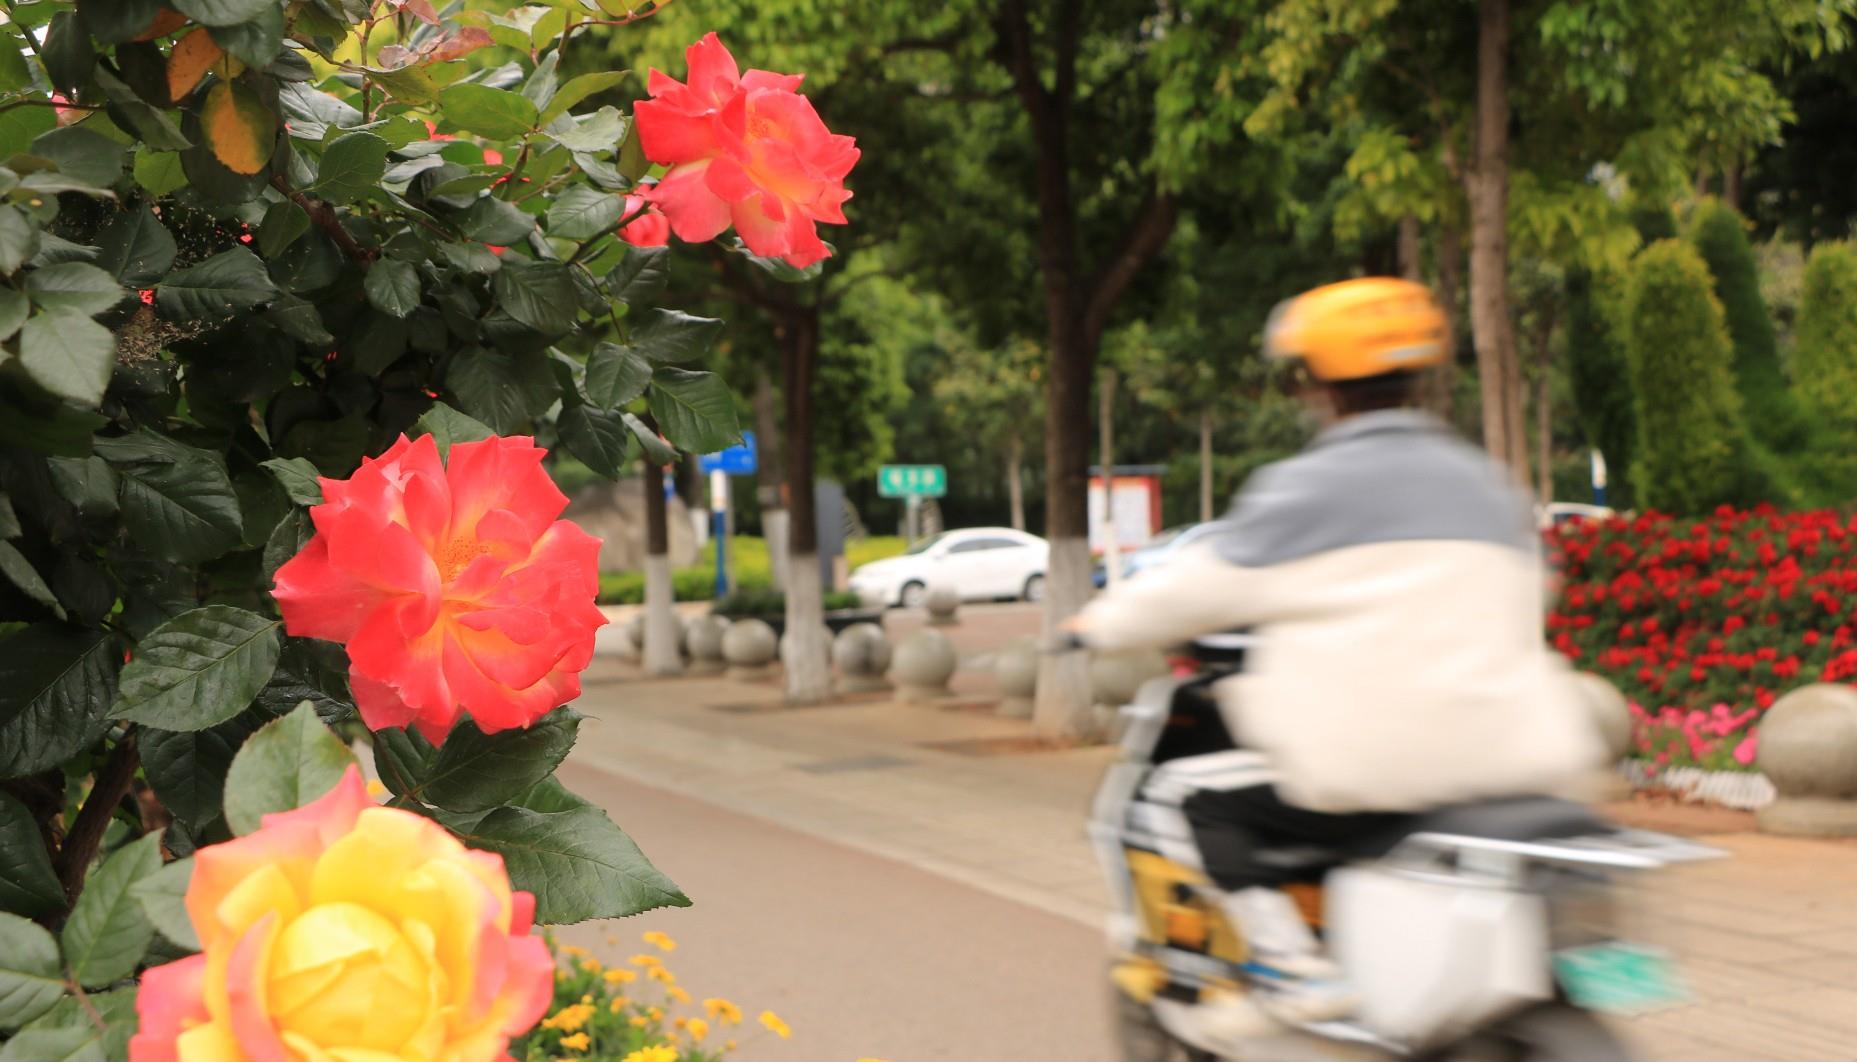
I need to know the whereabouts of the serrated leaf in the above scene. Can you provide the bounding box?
[621,412,675,465]
[0,206,39,277]
[77,0,164,45]
[257,199,309,257]
[166,27,222,103]
[172,0,273,27]
[412,402,493,458]
[207,3,283,68]
[438,241,501,274]
[400,709,579,812]
[41,13,93,96]
[32,127,127,189]
[538,70,628,127]
[371,726,435,801]
[0,1027,102,1062]
[18,312,116,408]
[61,832,161,987]
[456,195,534,245]
[312,131,389,204]
[112,606,281,731]
[0,542,64,619]
[0,627,119,780]
[130,856,197,951]
[93,65,192,151]
[558,403,633,478]
[446,349,549,433]
[222,702,354,835]
[0,793,65,920]
[93,207,177,286]
[647,369,740,453]
[24,263,125,317]
[201,80,276,176]
[630,309,723,363]
[364,258,421,318]
[155,246,277,322]
[585,341,651,409]
[260,457,322,506]
[607,245,668,306]
[18,985,133,1060]
[545,185,622,240]
[94,430,243,564]
[546,106,624,153]
[0,912,64,1029]
[491,260,577,333]
[437,83,538,140]
[140,716,253,828]
[447,804,688,924]
[132,149,188,195]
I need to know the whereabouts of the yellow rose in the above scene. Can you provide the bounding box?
[129,768,551,1061]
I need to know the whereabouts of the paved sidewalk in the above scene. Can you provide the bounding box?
[570,639,1857,1061]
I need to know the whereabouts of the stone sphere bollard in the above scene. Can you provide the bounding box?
[833,623,893,694]
[1756,684,1857,837]
[891,628,957,702]
[925,587,960,626]
[994,638,1039,719]
[685,615,730,676]
[779,624,834,667]
[721,618,778,681]
[1089,650,1169,741]
[595,621,638,661]
[1568,671,1633,803]
[628,612,688,659]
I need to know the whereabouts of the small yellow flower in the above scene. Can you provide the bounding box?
[646,965,676,984]
[704,998,743,1024]
[542,1003,596,1033]
[621,1047,677,1062]
[560,945,590,959]
[628,954,662,969]
[608,998,626,1014]
[578,958,603,974]
[603,968,636,985]
[365,779,388,797]
[558,1032,590,1052]
[629,1015,649,1028]
[642,930,678,952]
[666,986,691,1005]
[648,1006,663,1023]
[688,1017,710,1043]
[759,1010,791,1039]
[674,1017,688,1030]
[578,994,592,1005]
[724,1039,738,1052]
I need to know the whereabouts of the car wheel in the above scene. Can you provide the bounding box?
[1022,574,1046,602]
[898,581,928,609]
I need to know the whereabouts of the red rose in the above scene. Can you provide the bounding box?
[617,193,672,248]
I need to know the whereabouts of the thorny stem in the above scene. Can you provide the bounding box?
[54,729,139,904]
[566,201,650,265]
[558,0,681,57]
[271,174,378,265]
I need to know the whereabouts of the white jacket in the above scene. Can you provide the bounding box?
[1078,411,1604,813]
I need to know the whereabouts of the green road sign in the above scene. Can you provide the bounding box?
[878,464,947,498]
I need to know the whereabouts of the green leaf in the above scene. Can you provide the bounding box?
[371,726,435,801]
[130,857,197,951]
[0,1028,102,1062]
[155,247,278,322]
[437,84,539,140]
[0,793,65,921]
[0,207,40,277]
[622,412,675,465]
[222,702,354,835]
[508,775,593,813]
[520,50,559,111]
[648,369,741,453]
[207,3,284,67]
[92,207,177,287]
[257,200,310,258]
[172,0,273,27]
[558,404,633,478]
[364,258,421,318]
[19,985,133,1060]
[546,106,625,153]
[616,114,648,181]
[447,349,554,433]
[76,0,163,44]
[0,291,24,343]
[132,149,188,196]
[438,241,501,274]
[448,804,688,924]
[93,66,192,152]
[24,263,125,317]
[0,541,64,619]
[413,402,494,458]
[94,430,243,564]
[545,185,622,240]
[61,832,161,988]
[258,639,352,725]
[31,127,125,190]
[585,341,652,409]
[41,13,94,96]
[0,627,119,780]
[491,260,577,334]
[413,709,579,813]
[538,71,629,128]
[112,606,281,731]
[18,313,116,408]
[139,717,252,828]
[608,245,668,306]
[456,195,535,245]
[0,912,64,1029]
[312,131,389,204]
[260,457,322,506]
[630,309,724,364]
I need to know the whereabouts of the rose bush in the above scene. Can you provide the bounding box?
[1546,505,1857,770]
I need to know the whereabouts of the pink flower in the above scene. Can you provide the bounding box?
[634,33,859,268]
[483,147,505,166]
[1733,734,1758,766]
[618,193,671,248]
[270,435,606,743]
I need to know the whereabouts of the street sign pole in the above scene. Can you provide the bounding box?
[905,494,921,545]
[710,470,730,600]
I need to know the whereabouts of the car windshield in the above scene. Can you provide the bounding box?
[905,533,948,555]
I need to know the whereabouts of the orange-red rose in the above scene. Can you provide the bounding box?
[635,32,859,268]
[618,193,671,248]
[271,434,605,742]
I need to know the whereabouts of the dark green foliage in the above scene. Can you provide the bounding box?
[1564,268,1635,509]
[1687,200,1810,451]
[1794,242,1857,432]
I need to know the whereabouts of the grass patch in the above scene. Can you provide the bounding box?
[596,535,908,605]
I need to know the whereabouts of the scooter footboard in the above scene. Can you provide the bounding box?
[1327,865,1554,1046]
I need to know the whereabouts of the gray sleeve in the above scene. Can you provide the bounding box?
[1204,460,1322,569]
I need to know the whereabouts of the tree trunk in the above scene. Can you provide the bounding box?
[1199,406,1215,522]
[780,306,831,704]
[1397,214,1422,281]
[1098,368,1120,588]
[1724,158,1743,211]
[753,367,788,591]
[1466,0,1528,478]
[640,440,683,676]
[1535,366,1552,504]
[1006,434,1026,531]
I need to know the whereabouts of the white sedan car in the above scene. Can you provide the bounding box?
[849,528,1049,608]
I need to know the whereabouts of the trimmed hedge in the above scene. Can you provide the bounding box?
[1795,242,1857,432]
[1688,200,1812,452]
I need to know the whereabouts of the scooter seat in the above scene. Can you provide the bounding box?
[1247,797,1612,875]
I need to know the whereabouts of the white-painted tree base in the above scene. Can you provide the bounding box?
[642,553,684,677]
[1033,535,1098,741]
[784,553,831,703]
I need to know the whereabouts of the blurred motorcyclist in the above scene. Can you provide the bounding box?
[1067,278,1604,1023]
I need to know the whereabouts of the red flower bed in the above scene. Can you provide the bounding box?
[1545,505,1857,772]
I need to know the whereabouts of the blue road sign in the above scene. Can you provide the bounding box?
[700,431,758,475]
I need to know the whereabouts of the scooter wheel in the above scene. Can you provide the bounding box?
[1436,1003,1635,1061]
[1112,988,1219,1062]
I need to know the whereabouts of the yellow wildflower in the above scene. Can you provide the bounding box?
[578,958,603,974]
[666,986,692,1005]
[646,965,676,984]
[558,1032,590,1052]
[540,1004,596,1033]
[579,995,592,1005]
[560,945,590,959]
[704,998,743,1024]
[688,1018,710,1043]
[621,1048,677,1062]
[759,1011,791,1039]
[642,930,678,952]
[603,968,637,985]
[629,1015,649,1028]
[725,1039,738,1052]
[608,998,626,1014]
[628,954,662,969]
[674,1017,688,1030]
[648,1006,664,1022]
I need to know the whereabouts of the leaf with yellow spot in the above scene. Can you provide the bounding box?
[201,81,276,176]
[167,28,222,102]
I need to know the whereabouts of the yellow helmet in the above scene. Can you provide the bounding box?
[1263,277,1449,382]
